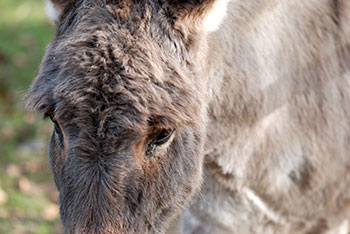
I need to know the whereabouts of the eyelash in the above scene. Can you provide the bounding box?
[146,129,174,156]
[44,113,64,145]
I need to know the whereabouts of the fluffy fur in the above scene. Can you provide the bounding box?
[27,0,350,233]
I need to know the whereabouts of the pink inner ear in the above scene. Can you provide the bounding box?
[45,0,62,23]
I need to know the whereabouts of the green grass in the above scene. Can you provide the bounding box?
[0,0,63,233]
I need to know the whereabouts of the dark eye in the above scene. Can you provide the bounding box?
[155,129,174,145]
[54,121,61,135]
[52,121,64,146]
[44,112,64,145]
[146,129,174,156]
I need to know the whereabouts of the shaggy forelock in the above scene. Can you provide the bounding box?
[27,1,203,134]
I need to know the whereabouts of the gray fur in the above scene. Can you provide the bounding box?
[27,0,350,233]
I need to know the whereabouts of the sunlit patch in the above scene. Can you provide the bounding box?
[203,0,230,31]
[243,187,286,224]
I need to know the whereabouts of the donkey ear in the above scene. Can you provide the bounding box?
[26,55,57,113]
[169,0,230,32]
[44,0,75,24]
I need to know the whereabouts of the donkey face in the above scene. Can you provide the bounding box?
[27,0,228,233]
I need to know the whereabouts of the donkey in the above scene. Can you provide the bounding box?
[27,0,350,233]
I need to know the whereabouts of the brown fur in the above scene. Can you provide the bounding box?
[27,0,350,233]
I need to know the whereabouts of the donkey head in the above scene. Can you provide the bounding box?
[27,0,229,233]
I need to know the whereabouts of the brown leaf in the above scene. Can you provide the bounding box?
[25,158,42,173]
[0,188,8,205]
[18,177,31,194]
[42,203,59,221]
[6,164,22,177]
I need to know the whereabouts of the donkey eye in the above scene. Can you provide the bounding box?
[44,112,64,145]
[54,121,61,135]
[154,129,174,145]
[146,129,174,156]
[53,121,64,146]
[44,113,61,135]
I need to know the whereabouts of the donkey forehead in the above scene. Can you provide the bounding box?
[54,36,181,105]
[53,10,181,92]
[50,1,186,96]
[50,38,194,130]
[28,3,202,130]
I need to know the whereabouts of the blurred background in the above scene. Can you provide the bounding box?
[0,0,63,233]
